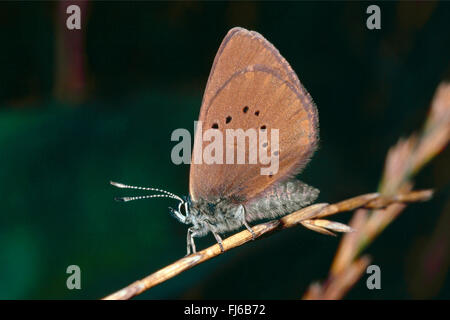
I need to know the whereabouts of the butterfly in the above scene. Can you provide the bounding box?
[112,27,319,255]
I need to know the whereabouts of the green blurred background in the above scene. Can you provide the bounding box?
[0,1,449,299]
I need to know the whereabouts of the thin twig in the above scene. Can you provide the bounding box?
[102,190,432,300]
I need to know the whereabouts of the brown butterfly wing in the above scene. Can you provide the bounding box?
[201,27,305,115]
[189,64,318,203]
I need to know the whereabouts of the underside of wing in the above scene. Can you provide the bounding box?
[189,65,318,203]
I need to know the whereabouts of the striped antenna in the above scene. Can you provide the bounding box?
[114,194,180,203]
[110,181,183,201]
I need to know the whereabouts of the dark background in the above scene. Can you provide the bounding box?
[0,1,448,299]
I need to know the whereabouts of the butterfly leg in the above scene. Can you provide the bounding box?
[212,231,224,252]
[186,227,199,256]
[243,219,256,240]
[237,205,256,240]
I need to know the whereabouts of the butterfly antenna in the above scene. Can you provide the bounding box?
[110,181,183,201]
[114,194,180,203]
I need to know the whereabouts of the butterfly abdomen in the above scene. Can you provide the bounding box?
[245,179,319,221]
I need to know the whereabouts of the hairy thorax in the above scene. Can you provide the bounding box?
[189,198,244,236]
